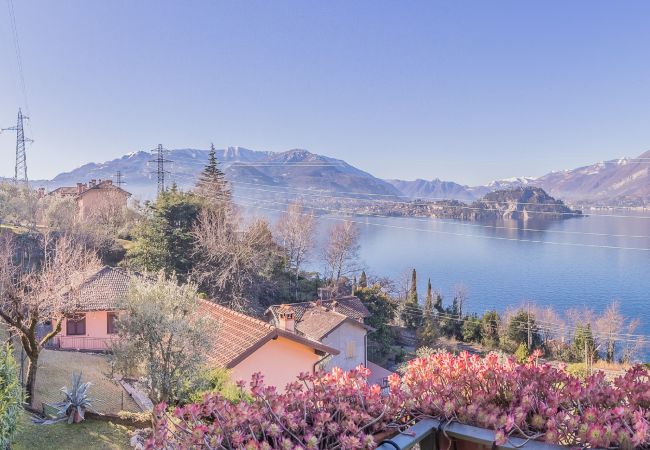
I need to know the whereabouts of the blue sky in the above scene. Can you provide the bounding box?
[2,1,650,185]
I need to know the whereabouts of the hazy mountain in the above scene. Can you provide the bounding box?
[534,151,650,203]
[27,148,650,205]
[387,151,649,205]
[33,147,402,201]
[385,178,477,201]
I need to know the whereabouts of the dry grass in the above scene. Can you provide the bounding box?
[13,411,133,450]
[31,349,141,414]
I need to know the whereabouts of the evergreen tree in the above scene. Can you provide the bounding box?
[355,286,397,361]
[401,268,422,330]
[572,324,598,363]
[481,310,500,348]
[358,270,368,288]
[408,268,418,304]
[417,278,437,346]
[196,143,230,204]
[127,189,202,281]
[506,309,542,350]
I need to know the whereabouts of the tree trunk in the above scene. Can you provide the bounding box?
[25,353,38,405]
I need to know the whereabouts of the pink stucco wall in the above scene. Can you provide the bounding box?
[77,188,128,220]
[59,311,118,350]
[230,336,321,390]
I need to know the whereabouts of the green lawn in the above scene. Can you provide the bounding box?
[13,411,133,450]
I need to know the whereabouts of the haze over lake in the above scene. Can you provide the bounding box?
[247,206,650,359]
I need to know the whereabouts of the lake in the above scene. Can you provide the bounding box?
[245,205,650,360]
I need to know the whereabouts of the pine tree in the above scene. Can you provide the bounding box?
[196,143,230,204]
[424,278,433,322]
[358,270,368,288]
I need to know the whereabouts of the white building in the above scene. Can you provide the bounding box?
[266,296,382,375]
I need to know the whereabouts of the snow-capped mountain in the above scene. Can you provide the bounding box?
[32,147,402,200]
[534,151,650,202]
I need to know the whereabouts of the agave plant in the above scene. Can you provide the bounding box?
[37,372,96,425]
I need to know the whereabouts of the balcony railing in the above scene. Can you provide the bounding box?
[377,418,563,450]
[45,335,117,352]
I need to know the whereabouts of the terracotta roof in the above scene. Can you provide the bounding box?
[266,296,370,323]
[71,266,131,311]
[49,186,79,196]
[294,307,349,341]
[48,180,131,198]
[198,300,339,369]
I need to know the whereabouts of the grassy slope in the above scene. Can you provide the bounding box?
[13,412,132,450]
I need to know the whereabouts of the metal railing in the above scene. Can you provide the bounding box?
[376,419,563,450]
[45,335,117,352]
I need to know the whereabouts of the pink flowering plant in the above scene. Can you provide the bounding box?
[148,351,650,449]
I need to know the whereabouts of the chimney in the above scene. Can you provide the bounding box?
[89,179,97,188]
[77,183,85,194]
[277,305,295,333]
[105,180,112,185]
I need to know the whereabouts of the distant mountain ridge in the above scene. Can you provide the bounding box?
[387,151,650,205]
[26,148,650,205]
[31,147,402,200]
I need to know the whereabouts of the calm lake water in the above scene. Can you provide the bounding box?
[246,206,650,360]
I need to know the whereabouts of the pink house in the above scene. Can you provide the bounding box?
[48,266,129,351]
[198,300,340,390]
[48,179,130,221]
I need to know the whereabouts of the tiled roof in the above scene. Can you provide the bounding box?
[71,266,131,311]
[49,186,79,196]
[266,296,370,323]
[294,308,349,341]
[198,300,338,369]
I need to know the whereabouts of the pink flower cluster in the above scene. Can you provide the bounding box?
[148,351,650,449]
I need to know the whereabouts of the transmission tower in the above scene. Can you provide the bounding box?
[2,108,31,186]
[114,171,125,188]
[149,144,172,194]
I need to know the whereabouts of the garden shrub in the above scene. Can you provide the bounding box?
[149,351,650,449]
[0,345,22,449]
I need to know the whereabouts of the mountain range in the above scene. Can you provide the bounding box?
[25,148,650,205]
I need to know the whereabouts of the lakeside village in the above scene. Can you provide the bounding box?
[0,148,648,449]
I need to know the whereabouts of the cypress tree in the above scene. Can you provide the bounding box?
[359,270,368,288]
[401,268,422,330]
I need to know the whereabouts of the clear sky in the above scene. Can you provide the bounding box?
[2,1,650,185]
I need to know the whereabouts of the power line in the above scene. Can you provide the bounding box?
[169,172,650,242]
[162,161,650,218]
[6,0,29,116]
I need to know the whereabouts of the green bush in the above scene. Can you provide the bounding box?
[514,342,530,363]
[566,363,588,379]
[179,368,246,405]
[0,345,23,448]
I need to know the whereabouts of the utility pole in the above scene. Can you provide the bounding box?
[115,171,125,188]
[149,144,172,195]
[2,108,32,186]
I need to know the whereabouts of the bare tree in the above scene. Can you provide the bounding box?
[192,207,279,311]
[323,220,360,284]
[0,232,101,403]
[275,202,316,300]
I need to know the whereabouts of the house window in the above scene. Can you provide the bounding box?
[107,312,118,335]
[67,315,86,336]
[346,341,356,359]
